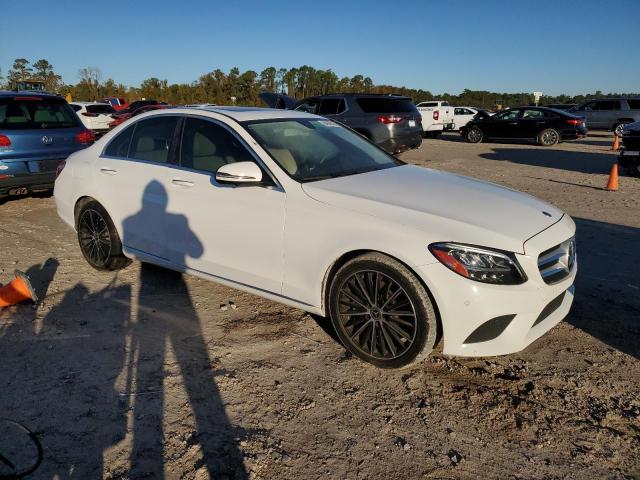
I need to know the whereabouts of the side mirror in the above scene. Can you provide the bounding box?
[215,161,263,185]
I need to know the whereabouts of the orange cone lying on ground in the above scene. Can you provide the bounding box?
[611,135,621,151]
[0,270,38,308]
[605,163,619,191]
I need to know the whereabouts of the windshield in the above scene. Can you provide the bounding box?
[244,118,402,182]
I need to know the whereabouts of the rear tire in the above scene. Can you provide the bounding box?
[76,200,130,271]
[538,128,560,146]
[328,252,437,369]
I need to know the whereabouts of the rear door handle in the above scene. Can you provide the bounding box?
[100,167,117,175]
[171,178,195,187]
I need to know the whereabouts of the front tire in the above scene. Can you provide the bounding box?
[328,253,437,369]
[538,128,560,146]
[614,122,629,137]
[76,200,130,271]
[466,126,484,143]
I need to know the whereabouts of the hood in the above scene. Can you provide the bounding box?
[623,120,640,133]
[302,165,563,254]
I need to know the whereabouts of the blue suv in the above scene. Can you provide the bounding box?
[0,91,94,200]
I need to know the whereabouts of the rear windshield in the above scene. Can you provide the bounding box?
[0,97,80,130]
[87,104,116,114]
[356,98,417,113]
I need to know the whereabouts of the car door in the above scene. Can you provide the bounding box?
[575,101,599,128]
[166,115,286,294]
[517,108,547,138]
[97,115,181,261]
[483,109,521,138]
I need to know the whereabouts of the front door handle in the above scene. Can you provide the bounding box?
[171,178,195,187]
[100,167,117,175]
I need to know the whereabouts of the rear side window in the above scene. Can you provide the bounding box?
[70,104,82,112]
[180,117,255,173]
[87,104,116,114]
[128,116,179,164]
[0,97,80,129]
[357,98,417,113]
[104,124,135,157]
[521,109,545,119]
[626,99,640,109]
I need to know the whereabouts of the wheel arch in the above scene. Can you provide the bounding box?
[74,196,96,226]
[320,249,442,341]
[613,118,635,129]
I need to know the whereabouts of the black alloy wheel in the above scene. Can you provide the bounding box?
[76,200,130,271]
[328,253,437,368]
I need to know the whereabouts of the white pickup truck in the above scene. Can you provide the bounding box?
[416,101,455,137]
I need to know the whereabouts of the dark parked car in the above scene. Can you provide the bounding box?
[571,98,640,136]
[461,107,587,146]
[0,91,94,200]
[619,121,640,176]
[260,93,422,154]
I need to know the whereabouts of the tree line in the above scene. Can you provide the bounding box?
[2,58,638,109]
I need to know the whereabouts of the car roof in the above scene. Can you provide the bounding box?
[0,90,62,99]
[179,106,320,121]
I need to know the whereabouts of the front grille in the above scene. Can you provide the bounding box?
[537,237,576,285]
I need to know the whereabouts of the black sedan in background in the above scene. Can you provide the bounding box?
[462,107,587,146]
[619,121,640,176]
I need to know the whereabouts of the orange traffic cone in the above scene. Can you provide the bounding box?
[611,135,621,151]
[0,270,38,308]
[605,163,619,191]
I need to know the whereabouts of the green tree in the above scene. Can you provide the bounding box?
[33,59,62,92]
[8,58,33,85]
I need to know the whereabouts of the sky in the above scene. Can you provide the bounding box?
[1,0,639,96]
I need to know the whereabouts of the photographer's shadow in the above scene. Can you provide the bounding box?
[124,181,247,479]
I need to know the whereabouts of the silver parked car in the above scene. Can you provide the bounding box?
[571,98,640,136]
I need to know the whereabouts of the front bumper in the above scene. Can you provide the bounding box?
[418,215,577,357]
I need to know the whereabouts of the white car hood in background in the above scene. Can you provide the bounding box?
[302,165,563,254]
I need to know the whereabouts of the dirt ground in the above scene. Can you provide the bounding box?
[1,131,638,480]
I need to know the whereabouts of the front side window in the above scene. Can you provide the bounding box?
[104,124,135,157]
[180,117,254,173]
[294,99,320,114]
[494,109,520,121]
[128,116,179,164]
[0,97,80,130]
[580,101,598,111]
[245,118,402,182]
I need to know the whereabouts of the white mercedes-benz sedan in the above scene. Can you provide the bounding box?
[54,106,577,368]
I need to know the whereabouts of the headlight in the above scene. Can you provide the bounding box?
[429,242,527,285]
